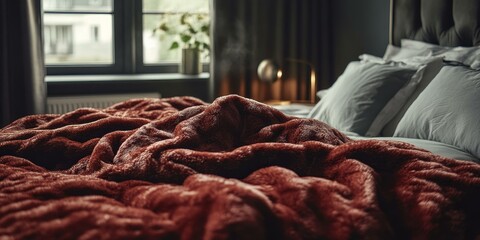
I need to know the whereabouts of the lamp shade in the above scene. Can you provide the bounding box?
[257,59,281,83]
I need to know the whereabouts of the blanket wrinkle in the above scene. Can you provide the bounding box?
[1,94,480,239]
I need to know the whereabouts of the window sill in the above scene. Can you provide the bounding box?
[46,73,211,101]
[45,72,210,82]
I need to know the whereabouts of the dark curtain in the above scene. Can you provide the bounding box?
[210,0,332,102]
[0,0,46,127]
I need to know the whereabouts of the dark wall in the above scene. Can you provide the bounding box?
[331,0,390,80]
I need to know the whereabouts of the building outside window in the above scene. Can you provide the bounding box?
[44,25,73,55]
[42,0,210,75]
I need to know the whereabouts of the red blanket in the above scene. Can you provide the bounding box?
[1,95,479,239]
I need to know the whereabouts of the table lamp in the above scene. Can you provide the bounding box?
[257,58,317,104]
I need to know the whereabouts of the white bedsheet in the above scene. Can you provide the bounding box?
[348,134,479,163]
[271,103,314,118]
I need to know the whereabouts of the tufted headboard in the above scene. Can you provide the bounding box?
[389,0,480,47]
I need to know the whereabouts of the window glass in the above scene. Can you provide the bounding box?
[143,0,208,13]
[43,0,112,12]
[43,14,113,65]
[143,0,210,64]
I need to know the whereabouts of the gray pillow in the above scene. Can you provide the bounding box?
[380,57,444,136]
[394,66,480,159]
[308,60,421,136]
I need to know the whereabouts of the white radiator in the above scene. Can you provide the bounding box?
[47,92,161,114]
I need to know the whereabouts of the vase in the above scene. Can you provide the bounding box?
[180,48,201,75]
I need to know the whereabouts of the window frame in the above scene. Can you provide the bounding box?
[44,0,208,76]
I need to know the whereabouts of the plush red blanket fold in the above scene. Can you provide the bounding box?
[1,95,479,239]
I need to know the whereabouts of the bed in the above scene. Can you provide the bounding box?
[1,0,480,239]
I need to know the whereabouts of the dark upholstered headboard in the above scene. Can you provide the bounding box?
[390,0,480,47]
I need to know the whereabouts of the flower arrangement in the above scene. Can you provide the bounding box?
[153,13,210,54]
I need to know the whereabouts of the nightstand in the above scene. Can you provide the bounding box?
[265,101,315,118]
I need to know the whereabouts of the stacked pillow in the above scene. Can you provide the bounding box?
[308,39,480,159]
[307,52,442,136]
[393,40,480,159]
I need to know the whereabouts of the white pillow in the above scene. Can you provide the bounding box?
[401,39,480,70]
[316,89,329,99]
[308,55,436,136]
[394,66,480,159]
[383,44,433,62]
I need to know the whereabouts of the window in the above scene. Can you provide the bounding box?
[42,0,210,75]
[142,0,210,64]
